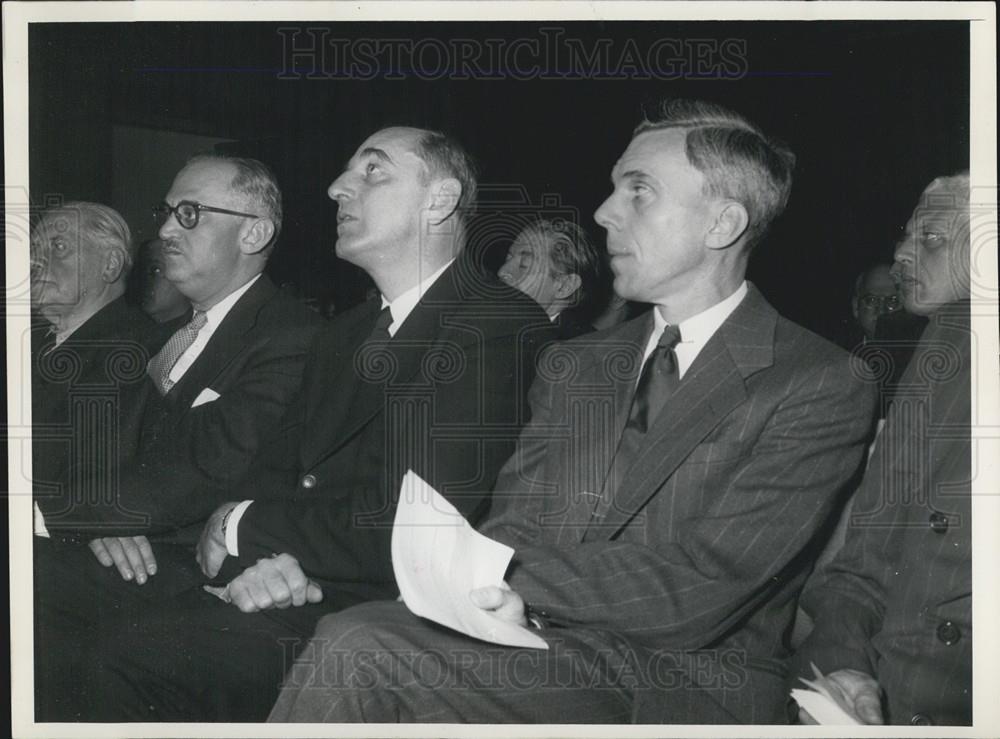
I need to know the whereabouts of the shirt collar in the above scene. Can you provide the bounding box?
[652,280,748,346]
[380,259,454,337]
[202,273,261,328]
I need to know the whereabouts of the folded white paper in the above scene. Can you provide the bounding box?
[391,470,548,650]
[191,387,221,408]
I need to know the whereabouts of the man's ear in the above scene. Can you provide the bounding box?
[428,178,462,225]
[102,248,126,283]
[554,272,582,301]
[706,201,749,250]
[240,219,276,255]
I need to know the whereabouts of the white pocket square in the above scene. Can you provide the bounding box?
[191,388,221,408]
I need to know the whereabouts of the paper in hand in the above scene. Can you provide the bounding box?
[789,663,862,725]
[391,470,548,650]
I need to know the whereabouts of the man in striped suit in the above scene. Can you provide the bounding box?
[268,99,878,725]
[792,172,973,726]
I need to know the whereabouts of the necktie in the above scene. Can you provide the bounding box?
[598,324,683,519]
[369,305,393,341]
[627,323,683,433]
[147,310,208,395]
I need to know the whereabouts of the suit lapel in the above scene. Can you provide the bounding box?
[584,284,777,541]
[303,263,467,470]
[167,275,276,412]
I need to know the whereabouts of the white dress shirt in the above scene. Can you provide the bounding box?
[224,260,455,557]
[166,274,261,386]
[641,281,748,381]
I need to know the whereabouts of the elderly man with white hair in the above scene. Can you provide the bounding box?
[792,171,974,726]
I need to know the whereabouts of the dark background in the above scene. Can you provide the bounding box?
[27,20,969,344]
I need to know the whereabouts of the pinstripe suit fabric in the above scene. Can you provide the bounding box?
[269,284,877,724]
[792,303,971,725]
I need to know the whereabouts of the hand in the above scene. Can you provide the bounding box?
[204,553,322,613]
[798,668,884,725]
[469,582,527,627]
[196,501,237,578]
[88,536,157,584]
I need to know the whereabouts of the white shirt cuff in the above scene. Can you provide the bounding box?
[224,500,254,556]
[34,502,51,538]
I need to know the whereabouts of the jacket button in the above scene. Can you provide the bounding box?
[910,713,934,726]
[929,512,949,533]
[301,474,317,489]
[936,620,961,645]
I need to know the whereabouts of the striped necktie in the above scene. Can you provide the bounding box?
[147,310,208,395]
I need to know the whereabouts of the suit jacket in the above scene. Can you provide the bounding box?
[792,303,971,725]
[481,284,878,724]
[234,258,555,601]
[31,296,168,510]
[39,274,325,537]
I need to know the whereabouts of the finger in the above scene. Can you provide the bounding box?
[305,580,324,604]
[469,586,504,610]
[246,574,275,611]
[134,536,157,576]
[88,539,114,568]
[798,708,818,725]
[120,538,149,584]
[104,538,134,581]
[228,578,259,613]
[853,691,884,725]
[261,565,293,609]
[492,590,526,624]
[275,556,309,607]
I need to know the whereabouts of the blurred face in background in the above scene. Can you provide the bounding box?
[498,227,575,317]
[853,265,903,339]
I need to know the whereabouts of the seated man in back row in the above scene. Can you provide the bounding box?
[269,98,878,724]
[792,172,973,726]
[66,126,555,721]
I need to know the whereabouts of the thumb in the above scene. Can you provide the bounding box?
[306,580,324,604]
[469,587,502,609]
[855,692,884,725]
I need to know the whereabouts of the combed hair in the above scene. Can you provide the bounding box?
[44,201,134,272]
[527,218,609,319]
[634,99,796,250]
[414,130,480,225]
[186,154,283,245]
[925,170,970,204]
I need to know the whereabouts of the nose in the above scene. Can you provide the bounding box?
[893,233,915,269]
[157,209,180,241]
[594,194,618,231]
[327,171,353,202]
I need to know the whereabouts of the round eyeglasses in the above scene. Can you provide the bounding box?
[859,293,902,312]
[153,200,263,230]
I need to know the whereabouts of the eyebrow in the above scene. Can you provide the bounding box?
[360,147,393,165]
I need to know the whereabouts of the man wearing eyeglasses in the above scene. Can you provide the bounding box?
[44,129,553,721]
[34,154,324,720]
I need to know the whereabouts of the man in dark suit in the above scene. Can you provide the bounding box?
[33,155,323,720]
[29,201,169,537]
[74,127,553,721]
[792,172,972,726]
[268,99,878,725]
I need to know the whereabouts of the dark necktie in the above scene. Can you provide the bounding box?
[597,323,683,520]
[147,310,208,395]
[627,323,683,433]
[369,305,393,341]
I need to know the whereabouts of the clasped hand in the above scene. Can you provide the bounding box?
[204,553,322,613]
